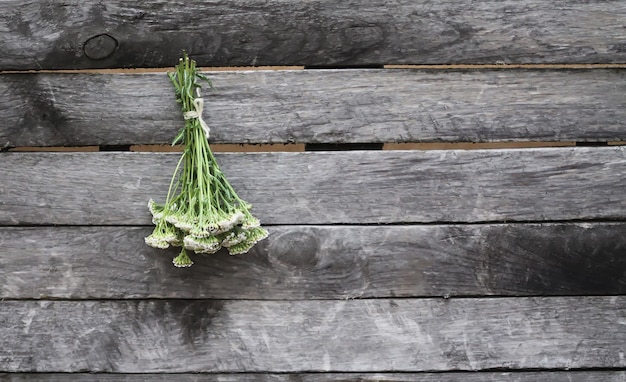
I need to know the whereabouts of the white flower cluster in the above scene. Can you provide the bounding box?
[146,199,269,268]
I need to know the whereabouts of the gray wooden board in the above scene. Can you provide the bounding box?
[1,70,625,147]
[1,1,626,69]
[1,148,625,225]
[1,371,625,382]
[0,297,624,372]
[1,224,624,300]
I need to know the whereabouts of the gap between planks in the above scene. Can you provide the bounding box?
[1,294,625,302]
[7,141,626,153]
[1,63,626,74]
[0,371,624,381]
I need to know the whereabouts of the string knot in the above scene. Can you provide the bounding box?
[183,96,210,139]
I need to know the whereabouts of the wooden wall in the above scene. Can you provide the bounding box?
[0,1,625,380]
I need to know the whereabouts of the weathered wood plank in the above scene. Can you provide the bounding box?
[1,1,625,69]
[1,224,624,299]
[1,70,625,147]
[0,297,624,372]
[1,148,624,225]
[1,371,624,381]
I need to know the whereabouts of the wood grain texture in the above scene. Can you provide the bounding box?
[1,371,625,381]
[1,0,625,69]
[0,297,624,372]
[1,224,624,299]
[1,147,624,225]
[1,70,625,147]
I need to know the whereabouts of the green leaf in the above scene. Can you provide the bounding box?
[172,128,185,145]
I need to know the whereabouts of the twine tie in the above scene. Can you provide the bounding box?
[183,89,210,138]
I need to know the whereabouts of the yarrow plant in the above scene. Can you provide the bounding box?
[146,53,268,267]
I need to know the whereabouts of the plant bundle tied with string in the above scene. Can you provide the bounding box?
[145,53,268,267]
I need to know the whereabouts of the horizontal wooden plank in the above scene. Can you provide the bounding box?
[1,371,624,382]
[1,1,625,69]
[1,297,624,372]
[1,70,625,147]
[1,148,624,225]
[1,224,624,299]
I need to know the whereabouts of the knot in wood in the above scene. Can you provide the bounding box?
[83,34,118,60]
[268,230,319,269]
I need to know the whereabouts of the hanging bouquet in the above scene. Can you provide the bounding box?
[145,53,268,267]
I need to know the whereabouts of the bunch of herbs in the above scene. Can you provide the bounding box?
[146,53,268,267]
